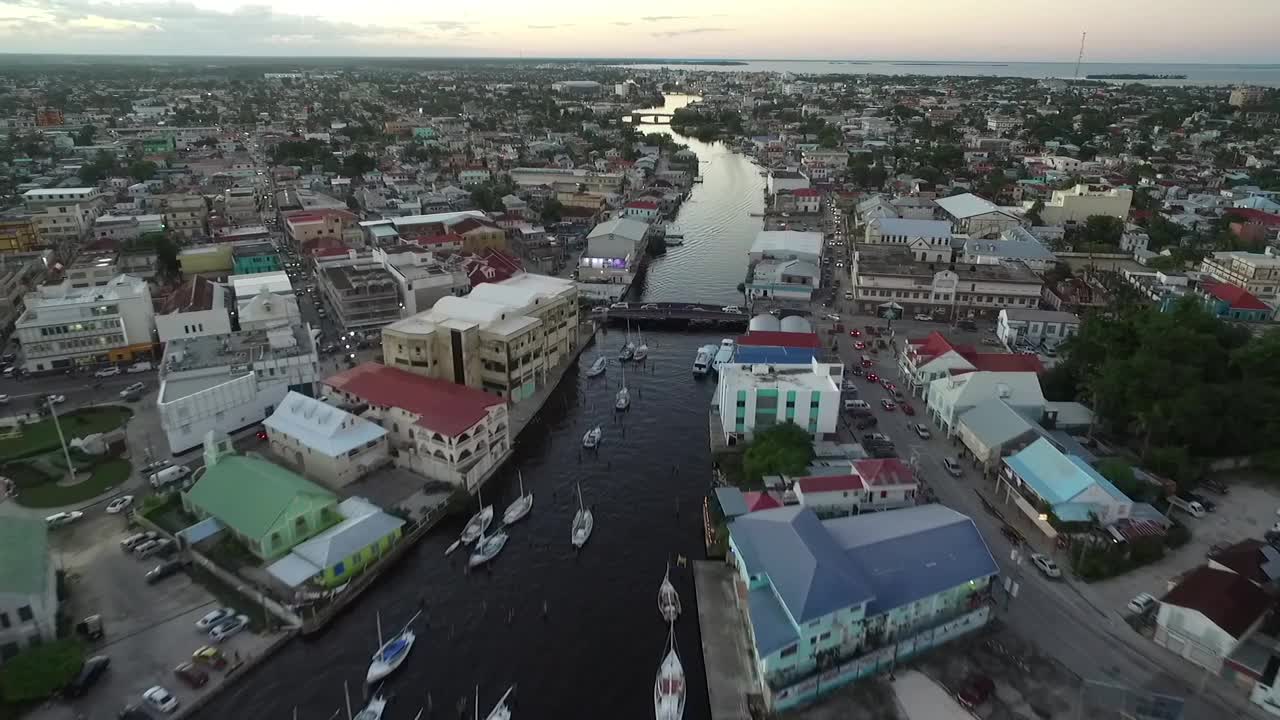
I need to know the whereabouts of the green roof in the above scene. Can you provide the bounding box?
[0,516,49,595]
[184,456,336,541]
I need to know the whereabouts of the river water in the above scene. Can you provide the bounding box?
[197,102,755,720]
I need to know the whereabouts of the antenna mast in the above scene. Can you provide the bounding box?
[1073,31,1087,82]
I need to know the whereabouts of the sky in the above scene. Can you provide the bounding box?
[0,0,1276,62]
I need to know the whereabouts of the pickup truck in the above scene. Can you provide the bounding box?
[1168,495,1206,518]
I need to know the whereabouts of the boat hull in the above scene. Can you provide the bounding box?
[571,509,594,548]
[503,495,533,525]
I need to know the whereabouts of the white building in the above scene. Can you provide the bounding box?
[934,194,1023,239]
[996,309,1080,349]
[960,227,1057,272]
[264,391,389,490]
[747,258,820,302]
[713,360,843,445]
[749,230,823,265]
[22,187,107,244]
[766,169,810,196]
[578,217,649,290]
[926,371,1046,437]
[157,324,319,454]
[792,459,920,517]
[850,245,1043,321]
[1036,184,1133,226]
[863,218,952,263]
[0,517,57,663]
[155,276,233,343]
[15,274,156,372]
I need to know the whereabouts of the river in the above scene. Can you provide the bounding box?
[196,101,755,720]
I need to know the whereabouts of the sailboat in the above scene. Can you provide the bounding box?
[366,610,421,684]
[460,488,494,545]
[502,471,533,526]
[586,353,607,378]
[476,685,516,720]
[618,321,636,361]
[353,693,387,720]
[658,564,681,623]
[468,527,509,569]
[653,625,686,720]
[571,481,593,549]
[614,363,630,411]
[634,328,649,362]
[582,426,602,449]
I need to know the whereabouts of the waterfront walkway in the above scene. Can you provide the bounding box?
[693,560,755,720]
[508,321,596,440]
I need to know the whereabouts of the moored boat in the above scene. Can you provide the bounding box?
[468,529,509,569]
[654,625,686,720]
[692,344,715,376]
[502,471,533,526]
[582,426,602,449]
[461,502,494,545]
[484,685,515,720]
[658,564,681,623]
[366,610,421,684]
[354,694,387,720]
[586,355,607,377]
[712,338,735,372]
[571,482,593,548]
[634,329,649,362]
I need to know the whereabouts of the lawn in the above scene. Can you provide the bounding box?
[0,407,133,462]
[13,458,131,508]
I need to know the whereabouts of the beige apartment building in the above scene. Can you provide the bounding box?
[1200,249,1280,303]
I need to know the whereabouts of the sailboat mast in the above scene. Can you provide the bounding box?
[376,612,383,648]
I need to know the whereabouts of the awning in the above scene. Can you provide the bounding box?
[266,553,322,588]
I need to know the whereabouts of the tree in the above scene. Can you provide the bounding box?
[540,198,563,225]
[155,236,181,282]
[78,150,118,184]
[742,423,814,485]
[75,124,96,146]
[127,160,157,183]
[342,152,376,177]
[1075,215,1124,247]
[0,639,84,702]
[1095,459,1154,502]
[1025,199,1045,226]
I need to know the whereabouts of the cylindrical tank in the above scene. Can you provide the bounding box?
[780,316,812,334]
[748,314,781,332]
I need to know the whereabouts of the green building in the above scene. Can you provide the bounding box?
[266,496,405,588]
[142,134,176,154]
[182,436,340,561]
[232,242,282,275]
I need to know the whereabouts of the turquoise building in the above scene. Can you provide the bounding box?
[232,242,283,275]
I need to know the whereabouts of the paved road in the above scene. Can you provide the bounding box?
[820,310,1267,720]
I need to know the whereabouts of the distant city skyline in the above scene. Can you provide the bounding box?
[0,0,1275,63]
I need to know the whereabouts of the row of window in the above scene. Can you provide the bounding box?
[0,605,35,628]
[861,288,1036,305]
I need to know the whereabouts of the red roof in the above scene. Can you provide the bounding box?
[461,248,523,286]
[1162,565,1272,638]
[1207,540,1270,586]
[792,188,821,197]
[1229,208,1280,227]
[414,232,465,247]
[1201,280,1271,311]
[742,491,783,512]
[625,200,658,210]
[851,458,916,487]
[737,331,822,349]
[324,362,504,437]
[795,474,866,494]
[285,209,353,225]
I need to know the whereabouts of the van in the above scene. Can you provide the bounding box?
[844,292,853,301]
[125,361,152,374]
[149,465,192,489]
[844,399,871,413]
[1168,495,1206,518]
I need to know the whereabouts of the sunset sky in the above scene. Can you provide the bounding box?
[0,0,1275,62]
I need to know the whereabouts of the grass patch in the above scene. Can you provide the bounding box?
[203,535,261,571]
[187,565,270,633]
[0,407,133,462]
[13,458,131,508]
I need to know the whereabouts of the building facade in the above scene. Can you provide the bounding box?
[264,391,390,489]
[713,361,842,444]
[15,274,156,372]
[0,518,57,663]
[850,245,1043,320]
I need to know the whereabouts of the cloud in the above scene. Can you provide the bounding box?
[640,15,692,22]
[650,27,729,38]
[528,24,567,29]
[612,21,632,26]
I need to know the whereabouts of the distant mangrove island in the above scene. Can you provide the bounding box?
[1086,73,1188,80]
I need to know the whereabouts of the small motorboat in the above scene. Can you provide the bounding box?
[354,694,387,720]
[366,610,421,684]
[658,564,681,623]
[502,471,533,526]
[586,355,607,377]
[618,342,635,361]
[461,504,494,545]
[582,426,602,449]
[654,626,686,720]
[485,685,515,720]
[634,330,649,362]
[469,529,509,569]
[571,482,593,549]
[692,344,714,376]
[445,539,461,556]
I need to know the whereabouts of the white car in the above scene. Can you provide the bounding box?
[142,686,179,714]
[1127,592,1158,615]
[105,495,134,514]
[94,367,121,378]
[195,607,237,631]
[46,394,66,404]
[721,305,743,314]
[942,457,963,477]
[824,313,840,321]
[0,394,8,404]
[209,614,250,642]
[1030,553,1062,579]
[45,511,84,527]
[913,314,934,322]
[912,423,932,439]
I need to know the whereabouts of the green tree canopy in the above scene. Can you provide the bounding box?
[0,639,84,702]
[127,160,157,183]
[742,423,814,484]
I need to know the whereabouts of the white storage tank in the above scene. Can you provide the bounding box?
[780,316,812,334]
[748,314,781,332]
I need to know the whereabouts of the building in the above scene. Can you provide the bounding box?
[179,244,234,275]
[157,324,318,454]
[509,168,623,195]
[324,363,511,490]
[712,360,843,444]
[747,258,821,302]
[850,244,1043,320]
[15,274,156,372]
[0,214,43,253]
[22,187,107,244]
[995,309,1080,349]
[792,459,919,517]
[1036,184,1133,226]
[954,398,1044,475]
[155,276,232,343]
[317,263,403,331]
[999,438,1132,537]
[899,331,1044,399]
[578,217,649,290]
[152,194,208,239]
[265,496,404,590]
[960,227,1056,272]
[1155,565,1271,673]
[1199,250,1280,303]
[222,186,260,225]
[284,210,357,253]
[622,200,660,222]
[374,246,470,316]
[232,242,283,276]
[0,517,57,662]
[183,435,340,562]
[380,273,578,402]
[1230,86,1268,108]
[264,391,389,489]
[1197,279,1274,322]
[727,505,997,710]
[934,193,1022,239]
[93,215,143,243]
[750,230,823,265]
[926,370,1046,437]
[64,250,120,288]
[863,218,953,263]
[767,169,810,196]
[551,80,602,94]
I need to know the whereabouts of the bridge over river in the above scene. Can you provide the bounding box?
[589,301,749,327]
[623,111,675,124]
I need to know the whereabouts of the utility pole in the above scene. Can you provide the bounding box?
[48,398,77,484]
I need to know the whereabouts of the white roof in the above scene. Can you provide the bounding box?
[588,218,649,243]
[751,230,823,259]
[229,271,291,299]
[871,218,952,238]
[263,391,387,457]
[429,295,512,325]
[290,497,405,571]
[931,371,1045,412]
[935,193,1004,219]
[357,210,485,229]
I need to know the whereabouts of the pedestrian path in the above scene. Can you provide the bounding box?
[693,560,755,720]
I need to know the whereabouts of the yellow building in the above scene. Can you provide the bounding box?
[0,214,42,252]
[451,217,508,254]
[178,244,234,275]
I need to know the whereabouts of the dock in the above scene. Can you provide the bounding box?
[693,560,757,720]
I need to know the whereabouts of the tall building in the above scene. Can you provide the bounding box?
[1036,184,1133,225]
[0,517,57,663]
[15,274,156,372]
[713,360,843,444]
[1230,86,1267,108]
[1199,249,1280,303]
[22,187,107,245]
[0,214,43,253]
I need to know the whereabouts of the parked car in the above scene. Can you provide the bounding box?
[957,673,995,709]
[105,495,134,514]
[942,457,963,477]
[913,313,934,322]
[121,532,158,551]
[880,399,896,411]
[192,645,228,670]
[45,511,84,528]
[173,662,209,689]
[1127,592,1158,615]
[844,399,871,413]
[142,686,179,714]
[1030,553,1062,579]
[1201,477,1229,495]
[136,538,174,559]
[46,394,66,404]
[208,615,250,642]
[901,403,916,416]
[913,423,931,439]
[145,558,189,584]
[195,608,237,631]
[720,305,743,314]
[94,366,121,378]
[64,655,110,697]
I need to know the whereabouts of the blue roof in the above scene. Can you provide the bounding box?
[1006,438,1130,506]
[824,505,999,616]
[1053,502,1095,522]
[734,346,817,364]
[747,586,800,656]
[715,487,749,518]
[729,507,874,623]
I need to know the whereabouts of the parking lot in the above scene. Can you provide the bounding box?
[36,513,273,720]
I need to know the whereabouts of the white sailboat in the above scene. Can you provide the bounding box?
[468,528,509,569]
[653,625,686,720]
[460,488,493,545]
[582,426,602,449]
[502,471,533,526]
[614,363,630,411]
[484,685,515,720]
[618,321,636,361]
[634,328,649,362]
[354,694,387,720]
[366,610,421,684]
[658,564,681,623]
[586,354,607,378]
[571,481,593,549]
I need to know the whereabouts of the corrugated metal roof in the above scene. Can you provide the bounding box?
[747,586,800,656]
[264,391,387,458]
[184,455,336,542]
[935,193,1003,219]
[957,398,1036,448]
[291,497,404,569]
[325,362,503,437]
[0,516,48,595]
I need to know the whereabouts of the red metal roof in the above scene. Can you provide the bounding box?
[324,362,504,437]
[851,458,916,487]
[1229,208,1280,227]
[1162,565,1272,638]
[742,491,783,512]
[625,200,658,209]
[737,331,822,349]
[1201,280,1271,311]
[792,188,821,197]
[795,474,866,494]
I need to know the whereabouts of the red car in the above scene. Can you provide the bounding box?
[173,662,209,689]
[881,399,896,411]
[854,341,866,350]
[902,403,916,416]
[255,428,268,441]
[866,372,879,383]
[958,674,995,709]
[881,379,894,390]
[850,328,861,337]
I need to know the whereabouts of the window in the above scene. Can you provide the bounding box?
[780,644,798,658]
[819,631,831,642]
[16,606,32,623]
[881,491,887,498]
[0,613,8,629]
